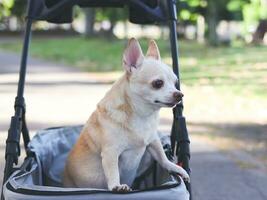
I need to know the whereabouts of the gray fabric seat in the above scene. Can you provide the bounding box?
[3,126,189,200]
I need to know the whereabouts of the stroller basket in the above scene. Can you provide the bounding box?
[3,126,189,200]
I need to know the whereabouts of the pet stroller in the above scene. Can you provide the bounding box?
[1,0,192,200]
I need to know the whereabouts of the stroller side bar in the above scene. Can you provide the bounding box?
[1,15,32,200]
[16,19,32,100]
[167,0,192,199]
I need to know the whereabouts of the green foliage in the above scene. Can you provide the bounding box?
[227,0,267,33]
[227,0,249,11]
[227,0,267,22]
[0,0,26,27]
[243,0,267,24]
[0,0,14,19]
[95,8,128,23]
[11,0,26,21]
[177,0,267,23]
[178,0,246,23]
[178,0,206,23]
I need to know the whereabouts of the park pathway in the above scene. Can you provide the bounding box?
[0,50,267,200]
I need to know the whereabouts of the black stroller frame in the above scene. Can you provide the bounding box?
[2,0,191,199]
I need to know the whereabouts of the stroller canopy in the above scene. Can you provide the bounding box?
[27,0,171,24]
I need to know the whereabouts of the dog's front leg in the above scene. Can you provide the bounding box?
[148,138,190,182]
[101,148,131,192]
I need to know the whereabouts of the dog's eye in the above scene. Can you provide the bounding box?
[152,79,164,89]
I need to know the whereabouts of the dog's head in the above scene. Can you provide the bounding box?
[123,38,183,108]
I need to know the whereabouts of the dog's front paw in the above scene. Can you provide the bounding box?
[167,162,190,182]
[112,184,132,192]
[174,166,190,182]
[179,170,190,182]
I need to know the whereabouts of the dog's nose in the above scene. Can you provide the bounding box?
[173,91,184,101]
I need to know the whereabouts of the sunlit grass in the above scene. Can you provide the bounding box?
[1,37,266,97]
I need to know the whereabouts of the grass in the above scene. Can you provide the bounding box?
[1,37,266,97]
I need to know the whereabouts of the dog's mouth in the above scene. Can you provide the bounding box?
[154,100,180,107]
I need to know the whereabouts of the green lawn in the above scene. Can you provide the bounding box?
[1,37,266,97]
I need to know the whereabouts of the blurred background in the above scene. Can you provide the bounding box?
[0,0,267,199]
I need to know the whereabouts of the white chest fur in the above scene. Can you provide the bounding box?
[117,113,159,185]
[127,113,158,146]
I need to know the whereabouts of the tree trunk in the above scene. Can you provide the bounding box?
[206,0,219,46]
[4,18,11,31]
[123,21,128,39]
[84,8,95,37]
[252,20,267,44]
[106,22,115,39]
[197,15,205,43]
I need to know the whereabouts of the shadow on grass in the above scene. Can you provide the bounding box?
[160,117,266,141]
[187,122,267,141]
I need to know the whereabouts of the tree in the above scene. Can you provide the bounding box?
[84,8,96,37]
[228,0,267,43]
[206,0,219,45]
[11,0,26,30]
[244,0,267,43]
[95,8,127,39]
[205,0,241,46]
[0,0,26,31]
[252,19,267,43]
[0,0,14,30]
[178,0,230,46]
[178,0,252,45]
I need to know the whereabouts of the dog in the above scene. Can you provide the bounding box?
[63,38,189,192]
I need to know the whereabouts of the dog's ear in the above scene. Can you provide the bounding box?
[146,40,161,60]
[123,38,144,73]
